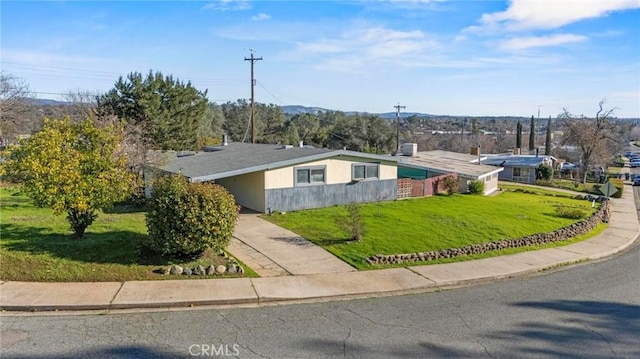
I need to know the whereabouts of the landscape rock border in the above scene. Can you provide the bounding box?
[162,261,244,277]
[366,199,611,266]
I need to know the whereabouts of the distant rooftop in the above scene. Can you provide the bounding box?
[397,150,502,179]
[481,154,555,167]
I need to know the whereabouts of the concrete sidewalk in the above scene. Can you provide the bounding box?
[1,184,637,312]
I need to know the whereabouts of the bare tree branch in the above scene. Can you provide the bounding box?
[0,72,35,144]
[560,99,620,183]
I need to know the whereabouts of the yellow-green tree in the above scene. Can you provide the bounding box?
[1,117,134,238]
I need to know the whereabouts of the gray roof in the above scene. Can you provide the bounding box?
[481,155,554,168]
[419,150,484,163]
[155,142,396,182]
[397,151,502,179]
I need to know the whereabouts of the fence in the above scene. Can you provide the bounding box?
[397,173,458,199]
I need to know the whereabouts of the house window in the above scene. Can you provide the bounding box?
[513,168,521,177]
[295,166,325,186]
[353,163,379,180]
[513,167,530,182]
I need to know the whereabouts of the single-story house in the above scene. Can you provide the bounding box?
[396,148,503,195]
[481,154,556,184]
[145,142,398,213]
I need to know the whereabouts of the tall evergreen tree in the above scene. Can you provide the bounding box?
[471,118,479,135]
[516,120,522,149]
[220,100,287,144]
[221,99,251,141]
[529,115,536,151]
[96,70,208,151]
[545,117,552,155]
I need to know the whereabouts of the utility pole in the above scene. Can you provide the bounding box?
[245,50,263,143]
[394,102,406,154]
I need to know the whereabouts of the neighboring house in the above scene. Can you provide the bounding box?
[145,142,398,213]
[481,154,556,184]
[396,148,503,195]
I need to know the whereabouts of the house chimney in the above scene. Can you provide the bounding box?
[299,140,304,148]
[222,134,228,146]
[535,148,539,157]
[477,145,481,164]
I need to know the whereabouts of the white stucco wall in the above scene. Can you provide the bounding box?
[482,173,499,195]
[458,172,499,195]
[264,156,396,190]
[216,171,265,212]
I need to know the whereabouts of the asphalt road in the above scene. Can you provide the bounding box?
[1,185,639,359]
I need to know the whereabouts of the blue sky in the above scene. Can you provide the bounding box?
[2,0,639,117]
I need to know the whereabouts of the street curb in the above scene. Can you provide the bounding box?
[2,234,637,313]
[1,189,638,313]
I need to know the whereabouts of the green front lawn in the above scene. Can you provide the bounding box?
[0,187,257,281]
[264,189,601,269]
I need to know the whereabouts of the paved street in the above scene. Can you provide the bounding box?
[2,237,638,358]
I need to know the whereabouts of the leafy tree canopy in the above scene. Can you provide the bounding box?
[1,118,135,238]
[96,70,208,151]
[221,100,286,144]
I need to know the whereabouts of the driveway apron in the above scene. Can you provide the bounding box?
[232,214,357,275]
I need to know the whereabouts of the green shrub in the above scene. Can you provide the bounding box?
[145,175,239,258]
[555,206,587,219]
[536,164,554,180]
[468,180,484,194]
[442,175,458,195]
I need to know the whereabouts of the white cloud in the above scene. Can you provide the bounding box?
[294,26,441,72]
[203,0,251,12]
[251,13,271,21]
[478,0,640,31]
[500,33,588,50]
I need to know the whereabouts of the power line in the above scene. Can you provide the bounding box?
[256,81,285,105]
[2,61,245,86]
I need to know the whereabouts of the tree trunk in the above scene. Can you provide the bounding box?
[67,209,97,239]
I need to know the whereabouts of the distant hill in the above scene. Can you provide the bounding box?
[280,105,333,115]
[281,105,434,118]
[32,99,71,106]
[377,112,436,119]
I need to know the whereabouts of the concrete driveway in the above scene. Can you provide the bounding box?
[230,213,356,276]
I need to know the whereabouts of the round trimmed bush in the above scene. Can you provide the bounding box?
[468,180,484,195]
[145,175,239,258]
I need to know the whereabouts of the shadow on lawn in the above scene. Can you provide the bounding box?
[1,223,171,266]
[102,202,146,214]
